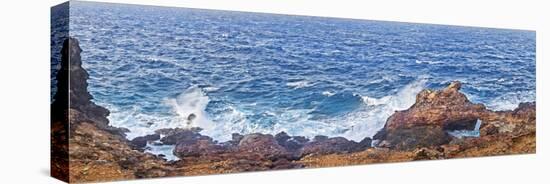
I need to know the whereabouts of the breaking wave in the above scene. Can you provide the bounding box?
[486,91,535,111]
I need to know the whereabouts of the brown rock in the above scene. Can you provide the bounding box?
[238,133,291,160]
[299,136,371,156]
[173,138,227,158]
[275,132,309,153]
[374,81,487,150]
[156,127,208,145]
[130,134,161,148]
[388,81,486,130]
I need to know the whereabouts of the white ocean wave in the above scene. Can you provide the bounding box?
[164,86,215,131]
[486,91,535,111]
[286,80,312,89]
[322,91,336,97]
[338,78,427,141]
[415,60,444,65]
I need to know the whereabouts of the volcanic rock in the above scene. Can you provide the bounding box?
[237,133,292,160]
[299,136,371,156]
[130,134,161,148]
[374,81,487,150]
[173,137,227,158]
[275,132,309,154]
[156,127,208,145]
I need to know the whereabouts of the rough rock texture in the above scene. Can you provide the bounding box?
[275,132,309,155]
[130,134,161,148]
[174,138,227,158]
[300,83,535,167]
[374,81,487,150]
[170,131,371,162]
[171,132,303,172]
[237,133,292,159]
[54,38,175,183]
[156,127,207,145]
[69,122,172,182]
[299,136,371,156]
[53,37,535,182]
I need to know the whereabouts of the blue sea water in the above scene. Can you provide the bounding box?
[62,1,535,145]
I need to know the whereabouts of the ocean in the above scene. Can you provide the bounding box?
[57,1,535,150]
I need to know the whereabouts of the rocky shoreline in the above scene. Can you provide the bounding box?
[52,38,535,183]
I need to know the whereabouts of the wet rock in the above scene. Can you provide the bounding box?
[275,132,291,143]
[357,137,373,149]
[275,132,309,153]
[155,127,203,136]
[155,127,208,145]
[229,133,244,145]
[300,136,370,156]
[130,134,161,148]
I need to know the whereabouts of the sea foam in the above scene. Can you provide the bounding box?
[286,80,312,89]
[164,86,215,131]
[486,91,535,111]
[327,77,428,141]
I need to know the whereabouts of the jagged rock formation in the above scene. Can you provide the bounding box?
[52,37,535,183]
[54,38,370,182]
[300,83,535,167]
[373,81,486,150]
[373,81,535,151]
[164,129,371,171]
[52,38,173,183]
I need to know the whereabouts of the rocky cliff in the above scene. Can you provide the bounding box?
[52,37,535,183]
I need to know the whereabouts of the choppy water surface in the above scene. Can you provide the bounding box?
[66,2,535,144]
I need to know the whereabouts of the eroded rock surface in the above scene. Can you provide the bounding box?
[374,81,488,150]
[54,38,173,183]
[53,38,535,182]
[300,83,535,167]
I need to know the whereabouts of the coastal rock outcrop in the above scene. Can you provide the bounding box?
[53,37,535,182]
[170,130,371,164]
[299,86,535,168]
[237,133,292,159]
[374,81,487,150]
[54,38,173,182]
[130,134,161,148]
[275,132,309,154]
[171,131,303,171]
[155,127,207,145]
[299,136,371,156]
[173,136,227,158]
